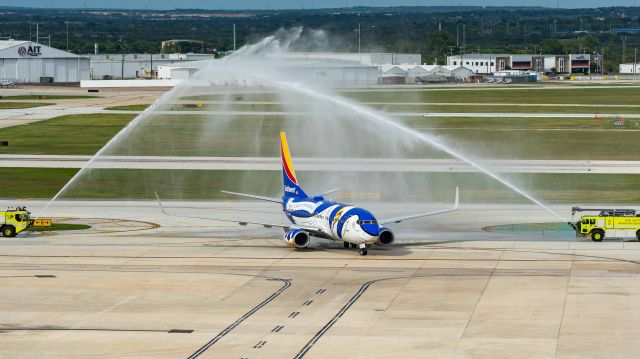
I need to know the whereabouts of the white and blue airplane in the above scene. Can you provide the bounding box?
[158,131,458,256]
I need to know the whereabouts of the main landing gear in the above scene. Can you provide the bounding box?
[343,241,368,255]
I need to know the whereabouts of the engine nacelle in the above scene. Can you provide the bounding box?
[283,228,310,248]
[376,227,395,246]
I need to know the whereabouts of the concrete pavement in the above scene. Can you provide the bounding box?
[1,200,639,358]
[1,154,640,174]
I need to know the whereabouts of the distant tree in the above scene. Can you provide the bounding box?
[539,38,564,54]
[426,31,454,64]
[580,34,599,53]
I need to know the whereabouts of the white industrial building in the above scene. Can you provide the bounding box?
[282,52,421,66]
[90,53,214,80]
[0,40,89,83]
[619,63,640,74]
[447,53,592,74]
[158,58,380,86]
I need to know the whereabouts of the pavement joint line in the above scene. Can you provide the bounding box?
[460,249,502,342]
[186,275,291,359]
[0,327,172,333]
[554,257,573,359]
[293,276,409,359]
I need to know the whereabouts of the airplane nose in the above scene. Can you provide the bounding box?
[361,224,380,236]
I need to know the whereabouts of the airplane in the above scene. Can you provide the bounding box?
[157,131,459,256]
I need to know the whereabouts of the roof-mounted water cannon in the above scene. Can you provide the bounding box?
[571,207,637,217]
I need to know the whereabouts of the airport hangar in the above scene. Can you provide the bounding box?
[0,40,90,83]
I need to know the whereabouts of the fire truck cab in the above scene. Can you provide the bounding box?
[0,207,31,237]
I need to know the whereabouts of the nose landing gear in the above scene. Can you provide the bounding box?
[358,243,368,256]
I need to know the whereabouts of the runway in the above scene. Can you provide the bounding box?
[1,154,640,174]
[1,200,640,358]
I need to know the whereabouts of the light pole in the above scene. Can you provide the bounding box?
[358,23,361,53]
[119,36,126,80]
[635,48,638,77]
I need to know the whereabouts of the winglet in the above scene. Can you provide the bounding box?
[454,187,459,210]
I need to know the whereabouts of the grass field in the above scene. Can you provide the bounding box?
[105,104,150,111]
[0,113,135,155]
[26,223,91,232]
[0,102,50,109]
[185,86,640,106]
[112,102,640,115]
[0,112,637,159]
[2,85,640,203]
[3,167,639,204]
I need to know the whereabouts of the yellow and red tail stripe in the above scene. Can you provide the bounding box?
[280,131,298,184]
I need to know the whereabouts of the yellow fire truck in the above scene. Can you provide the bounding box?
[0,207,32,237]
[569,207,640,242]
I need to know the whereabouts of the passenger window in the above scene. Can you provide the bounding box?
[590,219,595,225]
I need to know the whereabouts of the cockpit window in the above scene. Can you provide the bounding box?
[357,220,378,225]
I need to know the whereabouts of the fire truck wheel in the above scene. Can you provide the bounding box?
[2,225,15,238]
[636,230,640,241]
[591,230,604,242]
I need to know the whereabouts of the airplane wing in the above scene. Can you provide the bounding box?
[378,187,459,225]
[221,190,282,203]
[154,192,324,234]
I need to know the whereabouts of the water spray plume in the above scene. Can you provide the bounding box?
[37,88,181,218]
[273,81,567,222]
[39,27,567,223]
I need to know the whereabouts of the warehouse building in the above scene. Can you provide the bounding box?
[380,64,474,83]
[90,53,214,79]
[158,58,380,86]
[619,63,640,74]
[282,52,421,66]
[0,40,89,83]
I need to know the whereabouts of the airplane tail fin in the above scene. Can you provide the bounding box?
[280,131,308,200]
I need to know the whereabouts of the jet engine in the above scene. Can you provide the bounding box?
[376,227,395,246]
[283,228,310,248]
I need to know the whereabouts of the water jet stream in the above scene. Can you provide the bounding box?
[39,28,567,224]
[273,80,568,222]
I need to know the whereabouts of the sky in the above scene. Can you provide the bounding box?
[2,0,638,9]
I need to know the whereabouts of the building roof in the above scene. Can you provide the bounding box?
[0,40,28,51]
[380,64,408,74]
[0,40,86,59]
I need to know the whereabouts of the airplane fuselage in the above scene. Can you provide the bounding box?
[283,196,381,245]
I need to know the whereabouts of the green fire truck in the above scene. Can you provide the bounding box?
[569,207,640,242]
